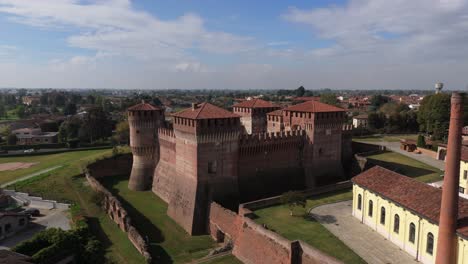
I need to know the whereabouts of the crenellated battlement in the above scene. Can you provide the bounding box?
[196,131,240,143]
[158,127,175,138]
[342,124,353,132]
[239,130,305,155]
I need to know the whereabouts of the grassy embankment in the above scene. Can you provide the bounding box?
[100,175,218,263]
[0,148,146,264]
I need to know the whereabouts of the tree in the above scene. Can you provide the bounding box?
[320,93,338,106]
[369,95,390,111]
[295,86,306,97]
[368,112,386,130]
[79,107,112,143]
[417,134,426,148]
[59,117,82,143]
[64,103,77,116]
[7,133,17,145]
[417,94,451,140]
[114,120,129,144]
[16,105,26,118]
[0,104,5,119]
[280,191,306,216]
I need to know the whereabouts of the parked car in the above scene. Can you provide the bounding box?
[23,208,40,217]
[23,149,36,153]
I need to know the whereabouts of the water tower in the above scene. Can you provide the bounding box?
[435,82,443,94]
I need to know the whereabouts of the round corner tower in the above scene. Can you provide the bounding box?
[127,100,164,191]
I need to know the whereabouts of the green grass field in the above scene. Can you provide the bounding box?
[0,148,146,264]
[364,151,442,183]
[254,189,365,264]
[101,175,217,264]
[353,133,418,143]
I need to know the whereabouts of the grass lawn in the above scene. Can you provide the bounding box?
[353,133,418,143]
[101,175,217,264]
[0,148,146,264]
[200,254,243,264]
[0,109,19,121]
[253,189,365,264]
[364,151,442,183]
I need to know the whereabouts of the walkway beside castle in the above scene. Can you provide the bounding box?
[363,141,445,171]
[310,200,417,264]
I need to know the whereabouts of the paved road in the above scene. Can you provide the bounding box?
[311,201,417,264]
[0,207,70,250]
[1,165,63,188]
[363,141,445,171]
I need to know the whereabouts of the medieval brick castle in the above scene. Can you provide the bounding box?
[127,98,353,235]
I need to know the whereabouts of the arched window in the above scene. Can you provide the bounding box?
[357,194,362,210]
[426,233,434,255]
[394,214,400,234]
[380,207,386,225]
[409,223,416,243]
[368,200,373,217]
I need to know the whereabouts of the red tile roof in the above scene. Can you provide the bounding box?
[461,146,468,162]
[128,101,162,111]
[173,102,239,120]
[293,96,321,102]
[267,109,283,116]
[233,98,277,108]
[282,100,345,113]
[352,166,468,237]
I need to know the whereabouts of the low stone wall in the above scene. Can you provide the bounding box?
[85,156,151,263]
[209,202,342,264]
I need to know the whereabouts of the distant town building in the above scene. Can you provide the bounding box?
[12,128,58,145]
[352,114,368,128]
[21,96,40,106]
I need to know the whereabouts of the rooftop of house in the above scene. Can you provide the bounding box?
[292,96,321,102]
[352,166,468,237]
[173,102,239,120]
[233,98,278,108]
[127,100,162,111]
[282,100,345,113]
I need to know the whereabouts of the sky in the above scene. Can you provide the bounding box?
[0,0,468,90]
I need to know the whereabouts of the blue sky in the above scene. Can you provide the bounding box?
[0,0,467,90]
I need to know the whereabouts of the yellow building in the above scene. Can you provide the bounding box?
[352,166,468,264]
[459,148,468,194]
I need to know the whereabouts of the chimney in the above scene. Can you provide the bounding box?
[192,103,196,111]
[436,92,464,263]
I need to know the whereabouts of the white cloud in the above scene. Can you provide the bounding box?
[283,0,468,63]
[0,0,253,61]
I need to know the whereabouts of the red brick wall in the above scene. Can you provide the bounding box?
[208,202,343,264]
[238,131,305,201]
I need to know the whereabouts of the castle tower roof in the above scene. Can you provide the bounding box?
[282,100,345,113]
[173,102,239,120]
[128,100,162,111]
[266,109,283,116]
[233,98,277,108]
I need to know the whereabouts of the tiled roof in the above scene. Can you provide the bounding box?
[353,114,368,119]
[173,102,239,120]
[267,109,283,116]
[233,98,277,108]
[462,147,468,162]
[293,96,321,102]
[282,100,345,113]
[128,101,161,111]
[352,166,468,237]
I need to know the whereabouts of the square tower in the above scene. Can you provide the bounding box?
[233,98,280,134]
